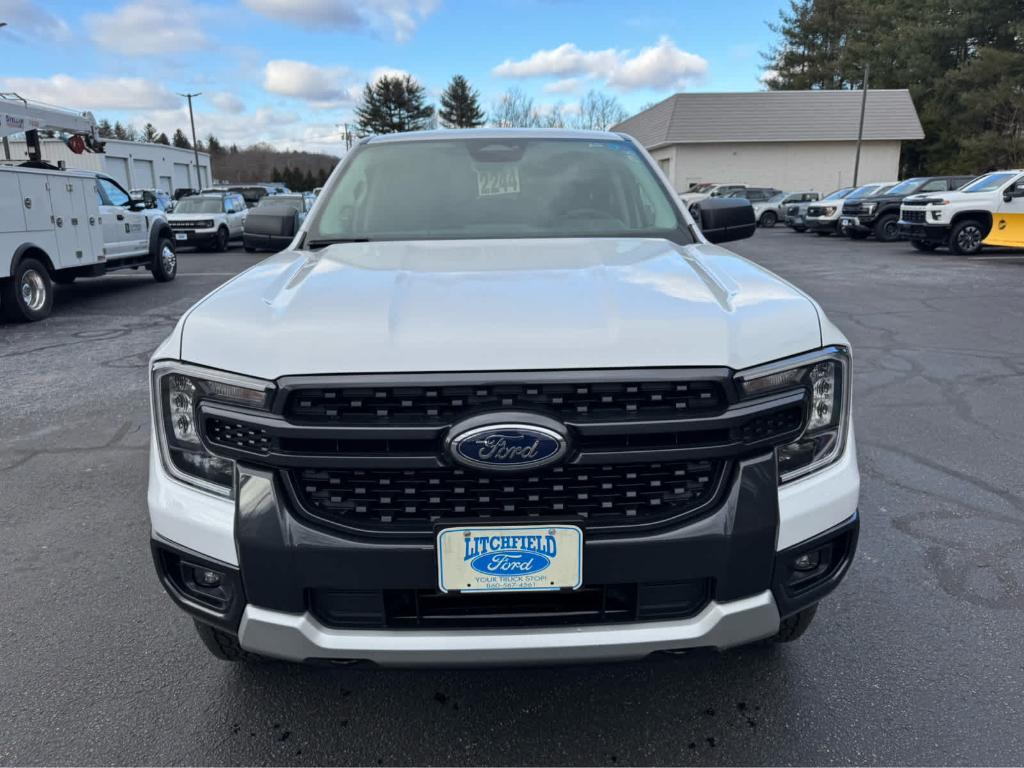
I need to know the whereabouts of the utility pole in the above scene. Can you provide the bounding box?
[852,63,870,187]
[178,92,202,187]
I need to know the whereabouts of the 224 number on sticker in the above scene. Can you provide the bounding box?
[476,166,520,197]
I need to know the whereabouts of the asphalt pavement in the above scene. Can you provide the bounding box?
[1,232,1022,765]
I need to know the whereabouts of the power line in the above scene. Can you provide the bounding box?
[178,92,202,187]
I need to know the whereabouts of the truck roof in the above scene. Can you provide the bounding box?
[363,128,628,144]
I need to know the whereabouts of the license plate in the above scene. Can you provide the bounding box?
[437,524,582,593]
[174,232,187,241]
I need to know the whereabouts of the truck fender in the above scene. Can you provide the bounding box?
[147,219,173,257]
[949,210,993,236]
[3,242,56,280]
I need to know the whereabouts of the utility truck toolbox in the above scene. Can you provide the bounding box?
[148,129,860,666]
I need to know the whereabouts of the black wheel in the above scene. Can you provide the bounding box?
[214,226,229,252]
[770,605,817,643]
[193,620,261,663]
[53,273,76,285]
[949,218,985,255]
[911,240,939,252]
[151,236,177,282]
[848,229,869,240]
[873,213,900,242]
[1,256,53,322]
[759,211,778,228]
[793,225,807,233]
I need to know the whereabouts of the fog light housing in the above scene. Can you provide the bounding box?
[793,551,820,571]
[193,567,223,587]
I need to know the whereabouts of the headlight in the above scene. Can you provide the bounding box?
[823,206,836,216]
[737,348,850,483]
[152,362,274,497]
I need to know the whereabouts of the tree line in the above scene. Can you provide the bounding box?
[764,0,1024,174]
[353,73,628,134]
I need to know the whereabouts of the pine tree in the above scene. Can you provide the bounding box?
[97,119,114,138]
[155,132,171,146]
[172,129,191,149]
[303,169,316,191]
[355,74,435,134]
[141,123,159,143]
[113,121,128,140]
[271,165,281,184]
[438,74,486,129]
[206,134,224,155]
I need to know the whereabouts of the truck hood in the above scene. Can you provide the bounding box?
[903,190,983,206]
[168,212,221,222]
[178,238,822,379]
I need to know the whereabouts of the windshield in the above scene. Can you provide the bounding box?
[848,184,886,199]
[887,178,927,196]
[823,188,853,200]
[174,197,224,214]
[961,172,1018,193]
[308,137,688,243]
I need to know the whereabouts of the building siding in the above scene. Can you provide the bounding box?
[662,140,902,194]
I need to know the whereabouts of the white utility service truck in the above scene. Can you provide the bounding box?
[1,93,176,322]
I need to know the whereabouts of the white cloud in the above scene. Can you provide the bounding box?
[243,0,439,42]
[0,74,181,111]
[607,38,708,90]
[494,44,618,79]
[543,78,580,95]
[208,92,245,114]
[493,37,708,92]
[86,1,208,56]
[0,0,70,42]
[263,60,353,106]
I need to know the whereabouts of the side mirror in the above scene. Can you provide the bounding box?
[694,197,756,244]
[1004,184,1024,202]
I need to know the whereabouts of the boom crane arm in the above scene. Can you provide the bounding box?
[0,93,104,161]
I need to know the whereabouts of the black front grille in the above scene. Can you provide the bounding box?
[902,209,926,223]
[207,417,272,455]
[170,219,214,229]
[309,579,710,629]
[290,458,724,533]
[284,379,726,425]
[842,202,865,215]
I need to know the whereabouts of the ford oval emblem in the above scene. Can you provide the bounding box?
[469,550,552,576]
[447,421,568,472]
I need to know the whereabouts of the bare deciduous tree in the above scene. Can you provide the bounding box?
[571,90,628,131]
[490,88,542,128]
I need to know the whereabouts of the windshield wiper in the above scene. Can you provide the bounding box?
[305,237,372,249]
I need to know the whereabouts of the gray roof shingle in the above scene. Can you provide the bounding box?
[613,89,924,146]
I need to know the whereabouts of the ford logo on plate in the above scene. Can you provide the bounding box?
[470,550,551,575]
[447,420,568,472]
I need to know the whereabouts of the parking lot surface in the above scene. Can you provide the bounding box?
[1,233,1022,765]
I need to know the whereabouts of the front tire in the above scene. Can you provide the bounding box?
[214,226,229,252]
[759,211,778,228]
[873,213,900,242]
[192,620,261,663]
[949,219,985,255]
[911,240,939,252]
[1,256,53,322]
[792,225,807,233]
[151,236,177,282]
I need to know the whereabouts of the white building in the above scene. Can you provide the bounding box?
[3,137,212,192]
[613,90,925,194]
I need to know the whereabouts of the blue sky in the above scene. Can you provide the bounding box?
[0,0,786,155]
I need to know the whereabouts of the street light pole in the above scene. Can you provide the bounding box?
[852,63,870,187]
[178,92,202,187]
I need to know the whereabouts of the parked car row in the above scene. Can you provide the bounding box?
[162,190,317,252]
[780,170,1024,255]
[680,183,822,229]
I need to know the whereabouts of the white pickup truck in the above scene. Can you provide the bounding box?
[148,129,859,666]
[1,165,176,321]
[898,170,1024,255]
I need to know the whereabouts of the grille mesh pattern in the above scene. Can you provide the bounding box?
[206,417,272,455]
[292,459,722,531]
[902,209,926,223]
[285,380,725,425]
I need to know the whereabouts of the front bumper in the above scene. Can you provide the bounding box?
[237,591,780,666]
[171,228,218,245]
[806,218,838,232]
[898,221,948,243]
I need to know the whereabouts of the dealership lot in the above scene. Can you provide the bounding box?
[1,232,1022,765]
